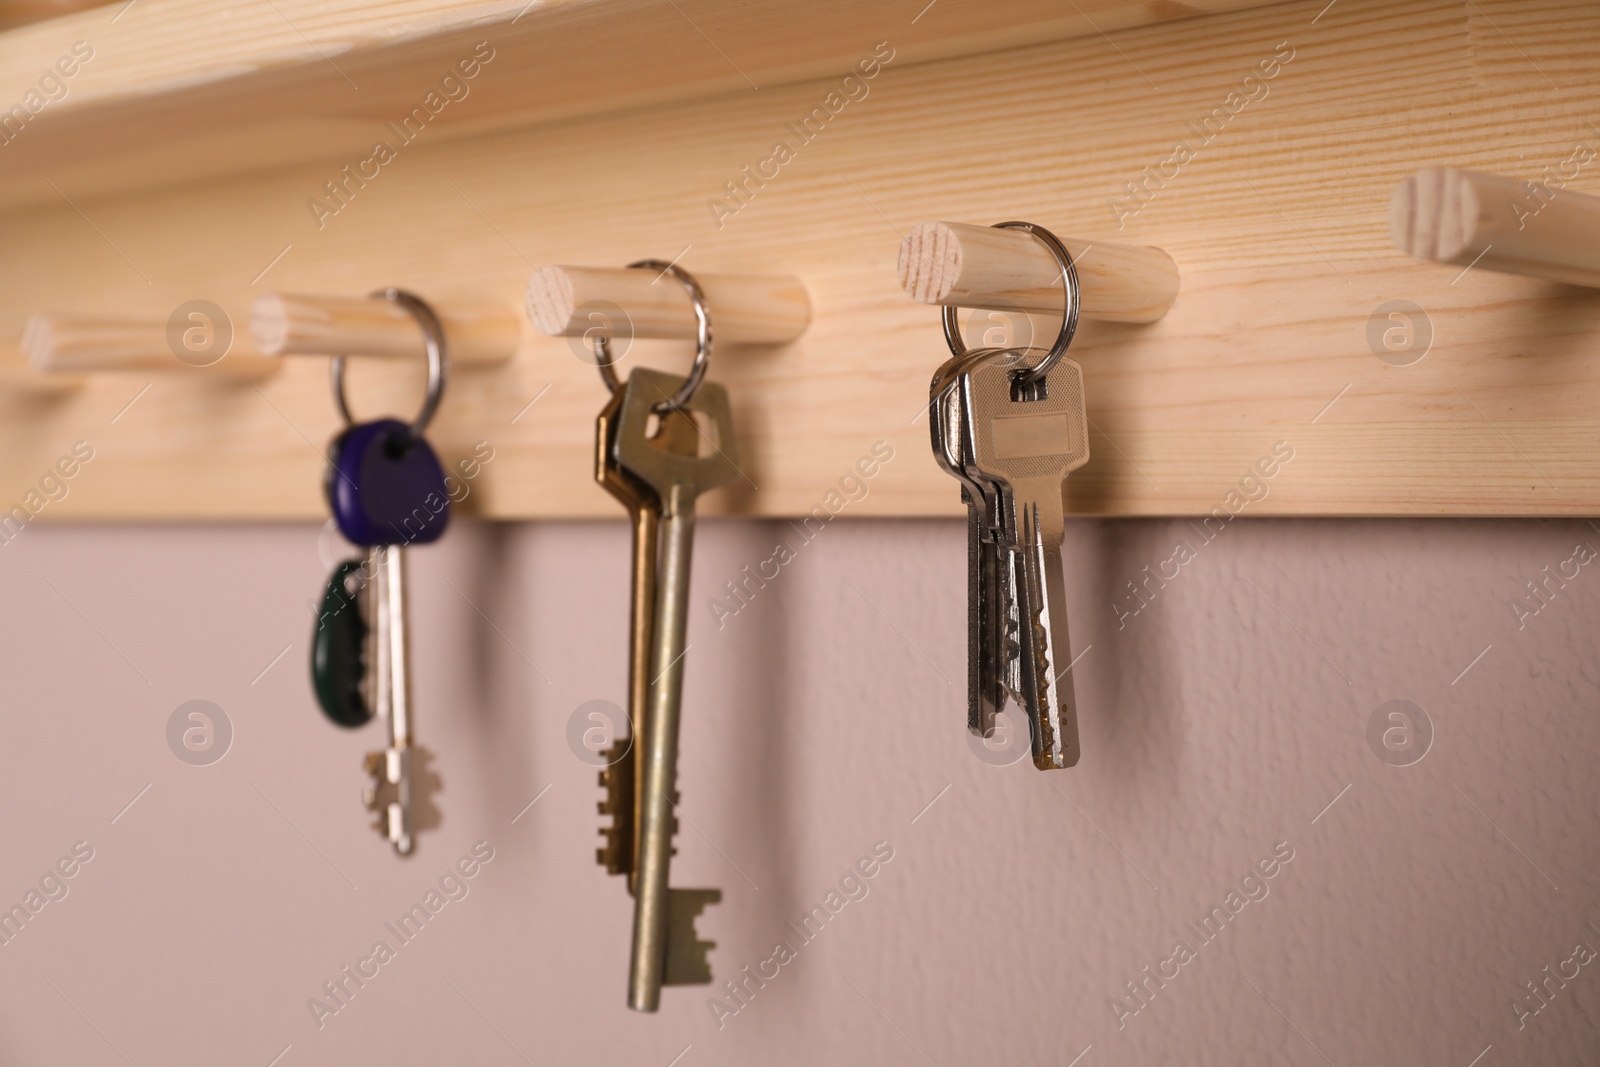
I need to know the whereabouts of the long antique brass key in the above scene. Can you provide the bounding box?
[594,385,695,885]
[611,365,739,1012]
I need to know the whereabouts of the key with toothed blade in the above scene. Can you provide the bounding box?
[958,349,1088,770]
[605,367,735,1009]
[594,385,698,884]
[595,388,719,987]
[933,347,1041,739]
[937,454,1003,736]
[931,347,1020,740]
[323,416,449,856]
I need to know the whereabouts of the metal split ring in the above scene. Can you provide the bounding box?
[331,287,449,435]
[595,259,712,411]
[941,221,1080,387]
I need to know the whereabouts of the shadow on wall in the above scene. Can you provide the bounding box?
[702,520,804,958]
[452,521,530,834]
[1082,518,1188,806]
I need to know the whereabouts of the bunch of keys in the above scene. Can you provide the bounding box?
[310,288,449,855]
[928,223,1088,770]
[591,261,737,1011]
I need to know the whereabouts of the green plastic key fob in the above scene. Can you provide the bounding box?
[312,558,371,728]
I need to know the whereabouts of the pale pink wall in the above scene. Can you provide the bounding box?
[0,513,1595,1065]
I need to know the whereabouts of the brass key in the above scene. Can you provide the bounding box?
[611,365,739,1012]
[593,386,698,887]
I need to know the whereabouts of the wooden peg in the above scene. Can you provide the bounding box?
[1390,167,1600,289]
[526,266,810,344]
[250,293,518,366]
[898,221,1180,324]
[0,348,81,395]
[22,314,277,376]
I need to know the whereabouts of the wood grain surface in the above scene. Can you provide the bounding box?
[0,0,1595,519]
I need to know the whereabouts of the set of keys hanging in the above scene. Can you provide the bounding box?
[310,289,450,855]
[929,223,1090,771]
[586,262,738,1012]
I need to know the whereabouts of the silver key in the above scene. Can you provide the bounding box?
[934,349,1037,733]
[930,352,1009,737]
[611,366,739,1012]
[993,534,1028,714]
[949,354,1041,719]
[960,352,1088,770]
[362,544,416,854]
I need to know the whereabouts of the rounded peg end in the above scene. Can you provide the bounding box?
[898,221,965,304]
[1389,167,1482,265]
[248,292,295,356]
[525,265,577,337]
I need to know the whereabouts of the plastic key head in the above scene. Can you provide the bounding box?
[325,418,451,547]
[312,558,372,727]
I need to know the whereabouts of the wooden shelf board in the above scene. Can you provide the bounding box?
[0,0,1274,213]
[0,0,1595,520]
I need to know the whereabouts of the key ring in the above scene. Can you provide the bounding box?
[331,288,449,435]
[594,260,712,412]
[941,221,1080,387]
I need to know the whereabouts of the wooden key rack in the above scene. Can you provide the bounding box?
[0,0,1596,519]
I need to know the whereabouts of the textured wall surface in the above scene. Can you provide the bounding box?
[0,514,1595,1065]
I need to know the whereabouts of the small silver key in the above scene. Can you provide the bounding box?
[934,348,1038,736]
[931,351,1009,738]
[960,352,1089,770]
[363,544,416,854]
[948,353,1037,718]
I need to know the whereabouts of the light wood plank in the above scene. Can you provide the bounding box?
[0,0,1595,519]
[0,0,1275,212]
[1391,167,1600,288]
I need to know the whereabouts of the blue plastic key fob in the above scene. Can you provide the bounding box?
[326,418,451,547]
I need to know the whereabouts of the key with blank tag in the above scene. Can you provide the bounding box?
[610,365,739,1011]
[959,351,1088,769]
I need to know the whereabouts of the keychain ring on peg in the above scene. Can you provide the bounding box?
[941,221,1080,386]
[331,288,450,435]
[595,259,713,411]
